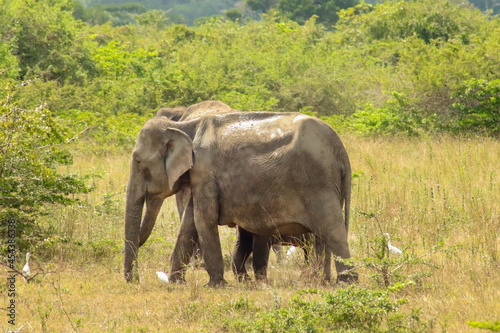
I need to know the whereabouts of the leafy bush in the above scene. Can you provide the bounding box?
[449,79,500,135]
[336,0,484,44]
[225,8,244,22]
[0,84,91,256]
[230,286,427,332]
[0,0,97,83]
[332,0,500,136]
[0,41,19,83]
[58,110,148,149]
[323,93,435,136]
[359,96,432,136]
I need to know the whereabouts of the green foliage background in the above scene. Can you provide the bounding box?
[2,0,499,138]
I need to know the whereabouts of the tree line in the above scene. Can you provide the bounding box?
[76,0,500,27]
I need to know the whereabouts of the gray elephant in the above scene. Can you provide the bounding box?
[152,102,305,281]
[124,107,355,287]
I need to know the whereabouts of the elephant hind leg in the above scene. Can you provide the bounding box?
[310,201,357,284]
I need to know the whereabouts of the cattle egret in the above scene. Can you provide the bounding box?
[156,271,169,283]
[384,233,402,255]
[23,252,31,277]
[286,246,297,256]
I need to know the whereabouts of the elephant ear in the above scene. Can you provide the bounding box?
[164,127,194,191]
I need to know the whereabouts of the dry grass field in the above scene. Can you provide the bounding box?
[2,135,499,332]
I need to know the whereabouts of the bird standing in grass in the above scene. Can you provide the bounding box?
[23,252,31,278]
[156,271,169,283]
[384,233,402,255]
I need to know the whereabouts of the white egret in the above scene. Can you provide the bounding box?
[22,252,31,277]
[156,271,169,283]
[384,233,402,255]
[286,246,297,256]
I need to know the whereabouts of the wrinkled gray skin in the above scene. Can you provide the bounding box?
[124,103,355,287]
[151,102,302,282]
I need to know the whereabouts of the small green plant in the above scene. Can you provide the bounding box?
[89,238,121,260]
[467,320,500,332]
[353,211,440,288]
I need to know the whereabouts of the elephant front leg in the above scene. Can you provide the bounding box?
[169,197,198,283]
[193,191,227,288]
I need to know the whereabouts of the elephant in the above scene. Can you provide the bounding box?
[151,102,313,282]
[124,106,356,287]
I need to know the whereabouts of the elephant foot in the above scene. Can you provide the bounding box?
[206,278,228,288]
[236,273,251,283]
[124,270,139,283]
[336,270,359,285]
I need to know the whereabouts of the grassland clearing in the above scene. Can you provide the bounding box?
[2,135,499,332]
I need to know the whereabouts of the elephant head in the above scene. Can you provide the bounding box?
[123,119,194,282]
[139,101,236,248]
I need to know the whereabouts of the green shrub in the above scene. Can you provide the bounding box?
[230,286,427,332]
[0,84,91,256]
[332,93,434,136]
[449,79,500,136]
[0,41,19,83]
[337,0,485,44]
[89,238,121,260]
[58,110,148,150]
[3,0,500,140]
[0,0,97,83]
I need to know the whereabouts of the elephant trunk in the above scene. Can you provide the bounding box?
[139,197,164,247]
[124,182,145,282]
